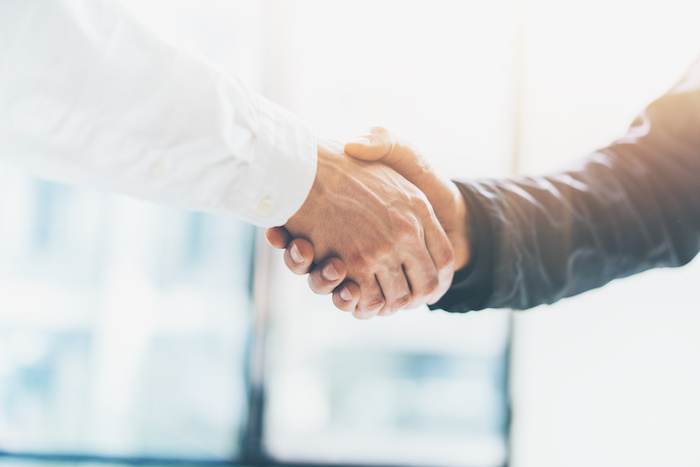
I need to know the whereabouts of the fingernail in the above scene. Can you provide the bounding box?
[348,136,371,146]
[289,244,303,264]
[322,262,340,281]
[339,286,352,301]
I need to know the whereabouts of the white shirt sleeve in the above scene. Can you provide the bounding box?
[0,0,317,227]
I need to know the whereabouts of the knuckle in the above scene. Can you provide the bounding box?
[423,274,440,297]
[395,216,421,241]
[412,196,432,219]
[365,296,385,312]
[439,246,455,270]
[393,293,412,309]
[347,251,371,273]
[360,243,395,267]
[403,213,422,232]
[377,245,397,262]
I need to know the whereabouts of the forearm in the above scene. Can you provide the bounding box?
[434,58,700,312]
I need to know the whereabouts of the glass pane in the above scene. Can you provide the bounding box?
[264,300,509,466]
[0,170,255,460]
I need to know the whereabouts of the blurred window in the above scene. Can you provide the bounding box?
[0,171,255,461]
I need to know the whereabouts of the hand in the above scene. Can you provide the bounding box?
[267,129,471,313]
[275,137,455,319]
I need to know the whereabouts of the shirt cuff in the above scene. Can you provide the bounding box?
[238,95,318,227]
[429,180,495,312]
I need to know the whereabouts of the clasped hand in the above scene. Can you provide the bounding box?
[266,128,470,319]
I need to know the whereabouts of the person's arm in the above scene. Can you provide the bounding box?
[0,0,455,317]
[436,57,700,311]
[273,56,700,312]
[0,0,315,227]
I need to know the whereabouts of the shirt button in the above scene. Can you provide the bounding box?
[150,162,168,179]
[257,197,273,215]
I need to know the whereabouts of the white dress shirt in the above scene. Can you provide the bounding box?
[0,0,317,227]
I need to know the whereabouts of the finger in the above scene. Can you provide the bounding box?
[353,276,385,320]
[265,226,291,249]
[422,211,456,304]
[402,243,442,309]
[332,281,360,312]
[374,267,412,315]
[377,307,401,317]
[344,127,393,162]
[308,257,347,295]
[283,238,315,275]
[346,128,433,183]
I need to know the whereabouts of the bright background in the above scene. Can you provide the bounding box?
[512,1,700,466]
[1,1,700,467]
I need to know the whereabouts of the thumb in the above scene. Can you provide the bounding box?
[347,127,430,182]
[344,127,394,162]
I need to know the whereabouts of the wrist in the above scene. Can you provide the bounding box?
[285,139,343,235]
[449,182,471,271]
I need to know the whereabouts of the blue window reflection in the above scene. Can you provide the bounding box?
[0,172,255,461]
[0,169,509,467]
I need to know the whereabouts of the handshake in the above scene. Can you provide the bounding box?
[266,127,471,320]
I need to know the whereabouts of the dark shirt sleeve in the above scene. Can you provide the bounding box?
[432,57,700,312]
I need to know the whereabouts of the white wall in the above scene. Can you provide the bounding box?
[512,1,700,466]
